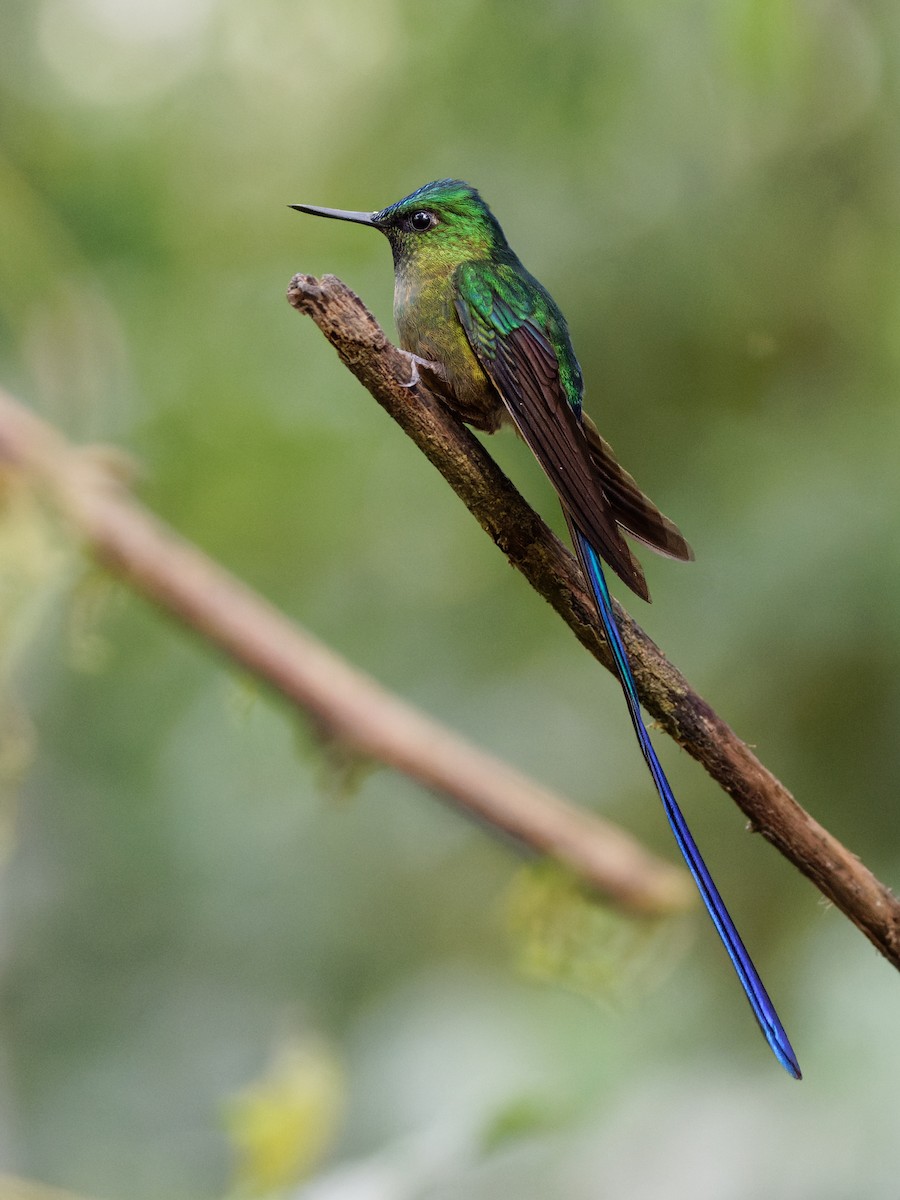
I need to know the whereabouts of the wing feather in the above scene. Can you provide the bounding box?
[455,262,650,600]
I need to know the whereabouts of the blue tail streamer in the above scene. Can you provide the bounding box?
[574,528,801,1079]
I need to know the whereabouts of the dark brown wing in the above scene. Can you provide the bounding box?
[454,265,650,600]
[582,415,693,562]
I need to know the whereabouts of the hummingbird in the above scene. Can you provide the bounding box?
[291,179,800,1078]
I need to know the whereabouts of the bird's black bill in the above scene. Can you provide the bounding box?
[289,204,377,226]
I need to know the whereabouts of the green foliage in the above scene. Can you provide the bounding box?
[505,861,689,1006]
[223,1035,344,1196]
[478,1094,565,1154]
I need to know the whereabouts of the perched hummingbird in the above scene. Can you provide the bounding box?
[291,180,800,1078]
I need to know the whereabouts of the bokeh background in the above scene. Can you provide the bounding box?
[1,1,899,1196]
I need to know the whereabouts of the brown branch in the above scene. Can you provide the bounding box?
[0,385,690,916]
[286,271,900,969]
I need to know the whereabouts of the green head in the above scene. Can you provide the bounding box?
[290,179,511,273]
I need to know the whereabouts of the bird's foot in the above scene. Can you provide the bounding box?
[398,352,442,389]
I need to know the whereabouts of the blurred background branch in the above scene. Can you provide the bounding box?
[0,1176,95,1200]
[0,384,690,916]
[287,272,900,970]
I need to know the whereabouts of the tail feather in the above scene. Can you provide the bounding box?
[581,416,694,563]
[572,524,801,1079]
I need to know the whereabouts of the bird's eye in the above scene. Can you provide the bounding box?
[409,210,434,232]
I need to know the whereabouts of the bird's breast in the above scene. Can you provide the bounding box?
[393,269,506,433]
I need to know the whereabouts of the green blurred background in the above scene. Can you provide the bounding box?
[1,0,899,1196]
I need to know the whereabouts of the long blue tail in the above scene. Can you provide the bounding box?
[574,527,801,1079]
